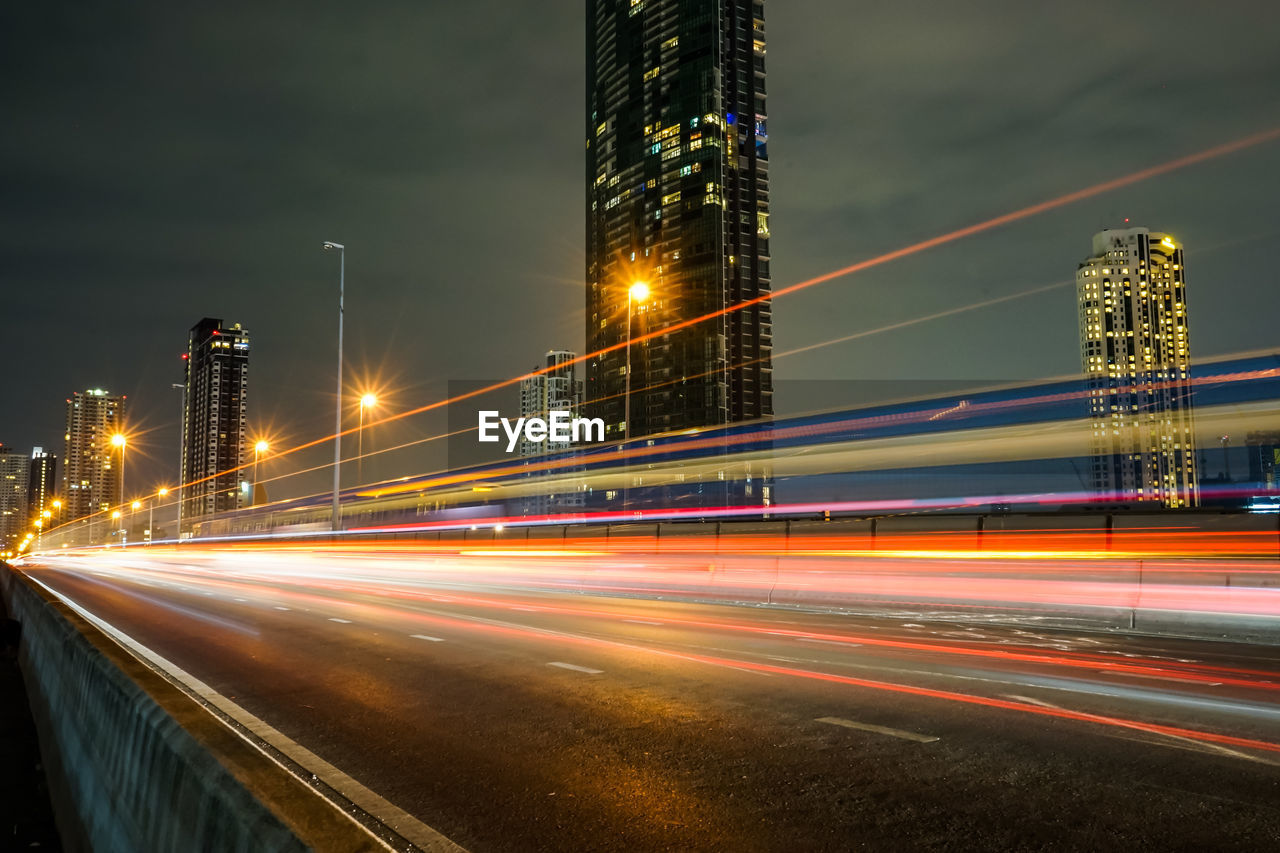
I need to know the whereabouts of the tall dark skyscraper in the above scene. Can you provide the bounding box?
[27,447,57,525]
[181,318,251,522]
[586,0,773,441]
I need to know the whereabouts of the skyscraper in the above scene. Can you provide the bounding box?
[586,0,773,441]
[518,351,586,515]
[181,318,250,521]
[1076,227,1197,508]
[63,389,126,526]
[0,445,30,549]
[27,447,57,526]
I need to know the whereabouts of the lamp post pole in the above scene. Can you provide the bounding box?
[624,295,633,444]
[323,242,345,532]
[173,382,185,540]
[252,441,268,506]
[111,433,127,545]
[357,394,377,486]
[623,282,649,444]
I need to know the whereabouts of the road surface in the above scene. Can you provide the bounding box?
[18,549,1280,851]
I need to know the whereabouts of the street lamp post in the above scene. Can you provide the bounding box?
[624,281,650,443]
[358,393,377,486]
[323,241,345,532]
[128,500,141,548]
[111,433,127,544]
[253,440,269,506]
[150,489,168,544]
[173,382,185,541]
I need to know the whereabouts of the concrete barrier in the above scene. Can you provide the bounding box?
[0,564,382,852]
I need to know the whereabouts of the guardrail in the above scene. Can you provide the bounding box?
[0,562,388,852]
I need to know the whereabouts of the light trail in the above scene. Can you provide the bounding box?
[86,552,1278,690]
[32,553,1280,759]
[41,125,1280,538]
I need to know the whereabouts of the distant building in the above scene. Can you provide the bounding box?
[181,318,251,521]
[518,351,586,515]
[63,389,126,528]
[0,445,30,549]
[585,0,773,442]
[1076,227,1197,508]
[27,447,57,526]
[1246,432,1280,489]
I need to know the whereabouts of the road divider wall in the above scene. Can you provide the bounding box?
[0,563,385,852]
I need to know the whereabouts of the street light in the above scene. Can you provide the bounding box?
[253,440,269,505]
[323,240,345,531]
[151,488,169,544]
[624,281,651,443]
[127,499,141,548]
[173,382,185,540]
[111,433,127,543]
[358,393,378,485]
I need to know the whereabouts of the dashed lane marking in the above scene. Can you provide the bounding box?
[817,716,939,743]
[547,661,603,675]
[410,634,445,642]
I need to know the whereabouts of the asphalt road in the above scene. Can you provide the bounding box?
[19,549,1280,851]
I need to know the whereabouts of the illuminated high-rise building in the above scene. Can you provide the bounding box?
[518,350,586,515]
[0,445,30,549]
[27,447,58,525]
[181,318,250,521]
[586,0,773,441]
[63,389,126,524]
[1076,227,1197,508]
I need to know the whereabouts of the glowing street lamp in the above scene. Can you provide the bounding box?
[357,393,379,485]
[253,440,270,505]
[150,488,169,544]
[624,281,651,442]
[110,432,127,529]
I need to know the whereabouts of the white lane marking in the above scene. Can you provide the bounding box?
[328,618,352,624]
[233,598,247,603]
[273,606,290,611]
[623,619,664,626]
[1097,670,1221,687]
[548,661,603,675]
[27,575,467,853]
[410,634,445,643]
[511,606,537,612]
[796,637,863,648]
[817,716,939,744]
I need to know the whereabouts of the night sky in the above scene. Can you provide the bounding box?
[2,1,1278,499]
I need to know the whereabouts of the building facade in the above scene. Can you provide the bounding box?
[181,318,250,521]
[0,446,30,550]
[27,447,57,527]
[585,0,773,442]
[63,389,126,528]
[518,351,587,515]
[1076,227,1197,508]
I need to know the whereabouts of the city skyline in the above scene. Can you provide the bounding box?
[2,2,1278,505]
